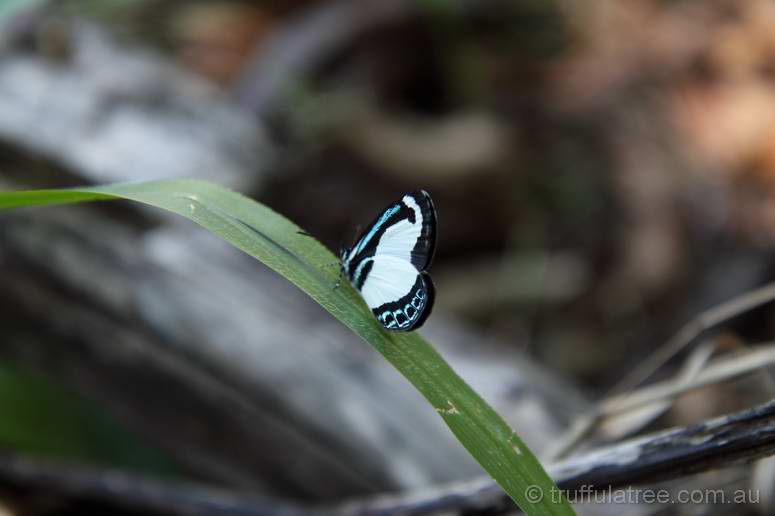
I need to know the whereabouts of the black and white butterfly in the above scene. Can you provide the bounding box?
[341,191,437,332]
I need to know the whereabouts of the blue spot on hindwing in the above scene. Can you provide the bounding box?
[376,286,427,330]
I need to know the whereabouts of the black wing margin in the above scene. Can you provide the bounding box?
[408,190,437,272]
[408,272,435,330]
[373,272,435,332]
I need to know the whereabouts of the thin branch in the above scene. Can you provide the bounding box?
[610,281,775,396]
[553,399,775,489]
[600,344,775,415]
[545,339,719,461]
[548,281,775,461]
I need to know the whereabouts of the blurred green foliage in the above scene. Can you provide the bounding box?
[0,365,180,477]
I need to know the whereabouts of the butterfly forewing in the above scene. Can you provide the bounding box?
[408,191,437,270]
[343,191,437,332]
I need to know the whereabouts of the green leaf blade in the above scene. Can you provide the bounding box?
[0,179,574,516]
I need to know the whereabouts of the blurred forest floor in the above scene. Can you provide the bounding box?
[4,0,775,514]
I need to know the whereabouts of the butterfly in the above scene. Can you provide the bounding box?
[341,191,437,332]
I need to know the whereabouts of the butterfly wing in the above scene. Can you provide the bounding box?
[359,256,435,331]
[345,191,436,273]
[344,191,437,332]
[377,191,436,271]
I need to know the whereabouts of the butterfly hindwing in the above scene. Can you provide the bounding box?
[343,191,437,332]
[362,271,435,331]
[371,271,435,332]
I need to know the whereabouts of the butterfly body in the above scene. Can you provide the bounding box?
[341,191,437,332]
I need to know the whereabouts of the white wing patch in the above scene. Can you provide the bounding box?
[370,195,423,263]
[359,194,425,309]
[360,255,419,309]
[402,194,423,223]
[375,218,420,262]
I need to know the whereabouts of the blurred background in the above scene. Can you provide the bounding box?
[2,0,775,514]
